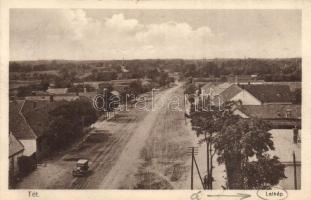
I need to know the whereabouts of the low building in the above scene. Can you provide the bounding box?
[269,129,301,189]
[9,100,67,161]
[46,87,68,94]
[226,75,264,84]
[233,104,301,189]
[206,84,293,106]
[238,84,292,105]
[9,132,24,185]
[9,100,38,159]
[233,104,301,128]
[26,93,80,102]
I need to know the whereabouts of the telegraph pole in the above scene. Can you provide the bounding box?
[293,151,298,189]
[209,134,213,189]
[204,132,210,189]
[191,147,194,190]
[187,147,198,190]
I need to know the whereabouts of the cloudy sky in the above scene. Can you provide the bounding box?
[10,9,301,60]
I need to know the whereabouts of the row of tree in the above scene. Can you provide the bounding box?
[181,58,301,82]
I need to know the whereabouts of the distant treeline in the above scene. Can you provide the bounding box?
[10,58,301,82]
[180,58,301,82]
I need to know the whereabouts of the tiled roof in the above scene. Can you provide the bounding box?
[215,84,243,103]
[201,82,233,98]
[240,84,292,103]
[9,132,24,157]
[237,104,301,119]
[10,100,68,139]
[9,100,37,139]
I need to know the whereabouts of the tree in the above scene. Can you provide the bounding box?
[184,83,197,95]
[190,101,286,189]
[213,118,285,189]
[129,80,143,96]
[48,99,97,149]
[292,88,301,104]
[242,154,286,189]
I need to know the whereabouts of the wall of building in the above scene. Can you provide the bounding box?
[19,139,36,157]
[279,164,301,189]
[269,129,301,190]
[9,151,23,177]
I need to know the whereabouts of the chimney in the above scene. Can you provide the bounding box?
[293,127,298,144]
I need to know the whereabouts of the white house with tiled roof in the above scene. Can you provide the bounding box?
[202,83,293,106]
[9,100,37,157]
[234,104,301,189]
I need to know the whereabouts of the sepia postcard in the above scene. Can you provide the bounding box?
[1,0,311,200]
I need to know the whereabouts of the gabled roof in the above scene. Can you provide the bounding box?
[236,104,301,119]
[9,132,24,157]
[216,84,243,103]
[9,100,37,140]
[240,84,292,103]
[10,100,68,139]
[201,82,233,98]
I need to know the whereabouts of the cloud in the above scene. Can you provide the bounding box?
[104,13,142,33]
[10,9,300,60]
[10,10,216,60]
[53,10,213,59]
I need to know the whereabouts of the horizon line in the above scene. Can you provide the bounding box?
[9,57,302,62]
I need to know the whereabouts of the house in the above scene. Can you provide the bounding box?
[212,84,243,106]
[9,132,24,185]
[233,104,301,128]
[226,75,265,84]
[234,104,301,189]
[46,87,68,94]
[26,92,80,102]
[238,84,292,105]
[209,84,293,106]
[117,65,131,79]
[200,82,233,99]
[9,99,66,161]
[9,100,37,159]
[269,129,301,189]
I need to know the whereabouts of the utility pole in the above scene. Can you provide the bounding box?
[293,151,298,189]
[187,147,198,190]
[191,147,194,190]
[204,132,210,189]
[209,135,213,189]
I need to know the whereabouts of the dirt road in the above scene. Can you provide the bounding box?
[16,84,196,189]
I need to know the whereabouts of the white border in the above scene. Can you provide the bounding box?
[1,1,311,200]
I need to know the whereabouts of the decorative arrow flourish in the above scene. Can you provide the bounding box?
[207,193,251,200]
